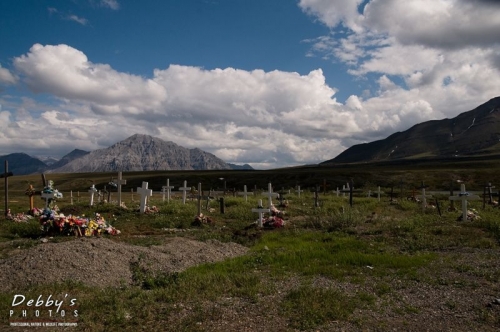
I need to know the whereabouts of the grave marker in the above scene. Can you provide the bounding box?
[114,172,127,207]
[88,185,98,207]
[25,185,36,210]
[340,180,355,207]
[162,179,175,203]
[416,182,433,212]
[41,191,54,208]
[314,185,320,207]
[137,182,153,213]
[1,161,14,217]
[321,179,330,195]
[197,183,203,215]
[252,199,270,228]
[70,190,73,205]
[262,183,278,209]
[483,182,495,208]
[179,181,190,204]
[449,184,480,222]
[296,185,303,198]
[377,186,384,202]
[238,185,250,202]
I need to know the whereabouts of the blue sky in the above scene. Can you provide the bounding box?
[1,0,500,169]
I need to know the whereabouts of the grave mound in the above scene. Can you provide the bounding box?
[0,237,248,291]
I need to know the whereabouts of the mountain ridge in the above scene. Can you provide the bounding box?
[322,96,500,164]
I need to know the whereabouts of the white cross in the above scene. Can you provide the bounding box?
[88,185,98,206]
[416,187,433,212]
[115,172,127,207]
[252,199,270,228]
[179,180,190,204]
[162,178,175,203]
[296,185,303,198]
[336,187,339,197]
[137,182,153,213]
[367,190,372,197]
[41,191,53,208]
[450,184,480,222]
[262,183,278,208]
[238,185,250,202]
[377,186,383,202]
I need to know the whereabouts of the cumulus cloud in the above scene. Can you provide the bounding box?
[300,0,500,131]
[0,66,17,85]
[5,44,366,167]
[4,0,500,171]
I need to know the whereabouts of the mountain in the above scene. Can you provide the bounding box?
[0,153,47,175]
[323,97,500,164]
[49,149,89,170]
[37,156,59,166]
[50,134,232,173]
[227,163,254,170]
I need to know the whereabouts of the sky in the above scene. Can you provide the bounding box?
[0,0,499,169]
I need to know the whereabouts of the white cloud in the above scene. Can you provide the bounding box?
[300,0,500,138]
[0,66,17,85]
[14,44,167,113]
[67,15,89,26]
[4,8,500,170]
[299,0,365,32]
[100,0,120,10]
[5,44,363,167]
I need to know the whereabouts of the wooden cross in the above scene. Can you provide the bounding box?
[197,183,203,215]
[416,181,432,212]
[251,199,270,228]
[262,183,278,209]
[296,185,303,198]
[238,185,250,202]
[313,185,320,207]
[137,182,153,213]
[483,182,495,207]
[25,184,36,210]
[321,179,330,195]
[70,190,73,205]
[450,184,480,222]
[339,180,355,207]
[1,161,14,217]
[88,185,98,206]
[389,187,396,204]
[179,180,190,204]
[277,190,287,206]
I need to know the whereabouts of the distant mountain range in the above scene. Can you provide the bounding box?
[322,96,500,164]
[1,134,253,175]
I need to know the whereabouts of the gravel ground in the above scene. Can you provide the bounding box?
[1,238,499,331]
[0,237,248,292]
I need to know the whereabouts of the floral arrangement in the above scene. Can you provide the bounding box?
[263,215,285,228]
[41,180,63,208]
[39,209,120,236]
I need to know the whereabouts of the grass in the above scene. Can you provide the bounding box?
[1,171,500,331]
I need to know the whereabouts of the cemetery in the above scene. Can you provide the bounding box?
[0,163,500,331]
